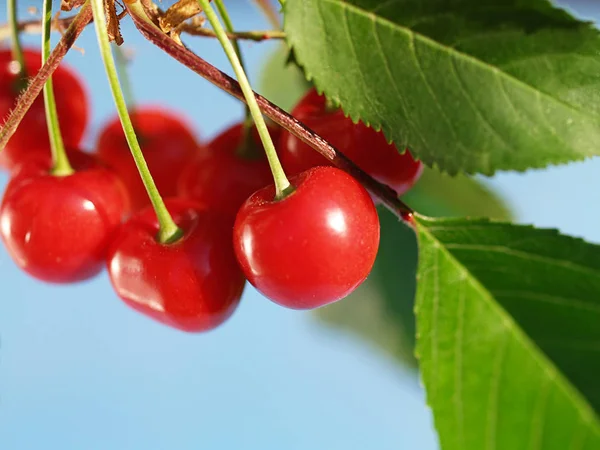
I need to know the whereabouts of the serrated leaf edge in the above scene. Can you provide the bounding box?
[283,0,600,176]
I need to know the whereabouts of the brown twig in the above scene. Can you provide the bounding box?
[0,15,78,41]
[0,14,284,42]
[0,2,93,150]
[180,25,285,41]
[126,3,412,217]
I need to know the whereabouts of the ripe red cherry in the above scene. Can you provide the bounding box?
[0,152,129,283]
[279,88,423,196]
[0,49,88,171]
[107,199,245,332]
[177,122,276,217]
[96,107,200,212]
[233,166,380,309]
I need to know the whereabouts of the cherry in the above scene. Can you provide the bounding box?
[233,166,380,310]
[107,199,245,332]
[0,152,129,283]
[279,88,423,196]
[177,122,277,217]
[0,49,89,171]
[96,107,200,212]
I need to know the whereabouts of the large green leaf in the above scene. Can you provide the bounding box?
[416,216,600,449]
[283,0,600,175]
[317,175,511,368]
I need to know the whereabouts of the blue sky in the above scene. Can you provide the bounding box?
[0,1,598,449]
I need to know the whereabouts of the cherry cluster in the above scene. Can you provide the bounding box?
[0,48,422,332]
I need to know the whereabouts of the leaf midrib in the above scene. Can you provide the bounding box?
[313,0,600,121]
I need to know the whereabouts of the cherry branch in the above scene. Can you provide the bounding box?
[179,24,285,41]
[0,15,285,42]
[0,2,92,151]
[0,13,82,41]
[126,3,412,217]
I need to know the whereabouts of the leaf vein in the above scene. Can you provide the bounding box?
[494,290,600,315]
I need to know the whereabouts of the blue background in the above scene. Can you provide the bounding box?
[0,1,598,449]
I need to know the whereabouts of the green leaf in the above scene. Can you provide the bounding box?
[258,45,310,112]
[317,174,511,368]
[283,0,600,175]
[415,216,600,449]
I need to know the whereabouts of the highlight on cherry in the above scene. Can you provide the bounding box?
[0,0,421,333]
[3,1,600,448]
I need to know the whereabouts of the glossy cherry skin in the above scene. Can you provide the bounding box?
[0,153,129,283]
[233,166,380,310]
[279,88,423,196]
[177,122,276,217]
[107,199,245,332]
[0,49,89,171]
[96,107,200,212]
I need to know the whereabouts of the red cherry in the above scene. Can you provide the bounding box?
[279,88,423,196]
[233,166,380,310]
[0,152,129,283]
[107,199,245,332]
[0,49,89,171]
[177,122,276,217]
[96,107,200,212]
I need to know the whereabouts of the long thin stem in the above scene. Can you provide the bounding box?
[7,0,27,86]
[126,6,412,217]
[90,0,182,244]
[113,45,136,110]
[0,2,92,152]
[214,0,243,70]
[197,0,291,199]
[214,0,251,125]
[42,0,74,176]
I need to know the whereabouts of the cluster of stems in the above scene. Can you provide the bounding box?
[0,0,413,234]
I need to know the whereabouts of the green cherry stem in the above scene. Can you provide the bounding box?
[42,0,74,176]
[113,45,136,111]
[90,0,182,244]
[214,0,244,74]
[198,0,292,199]
[213,0,255,156]
[7,0,27,86]
[213,0,251,124]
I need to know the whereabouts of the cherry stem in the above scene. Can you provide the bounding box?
[213,0,252,128]
[90,0,182,244]
[42,0,74,177]
[113,44,136,111]
[252,0,281,29]
[7,0,27,87]
[197,0,292,199]
[126,6,413,219]
[0,2,92,153]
